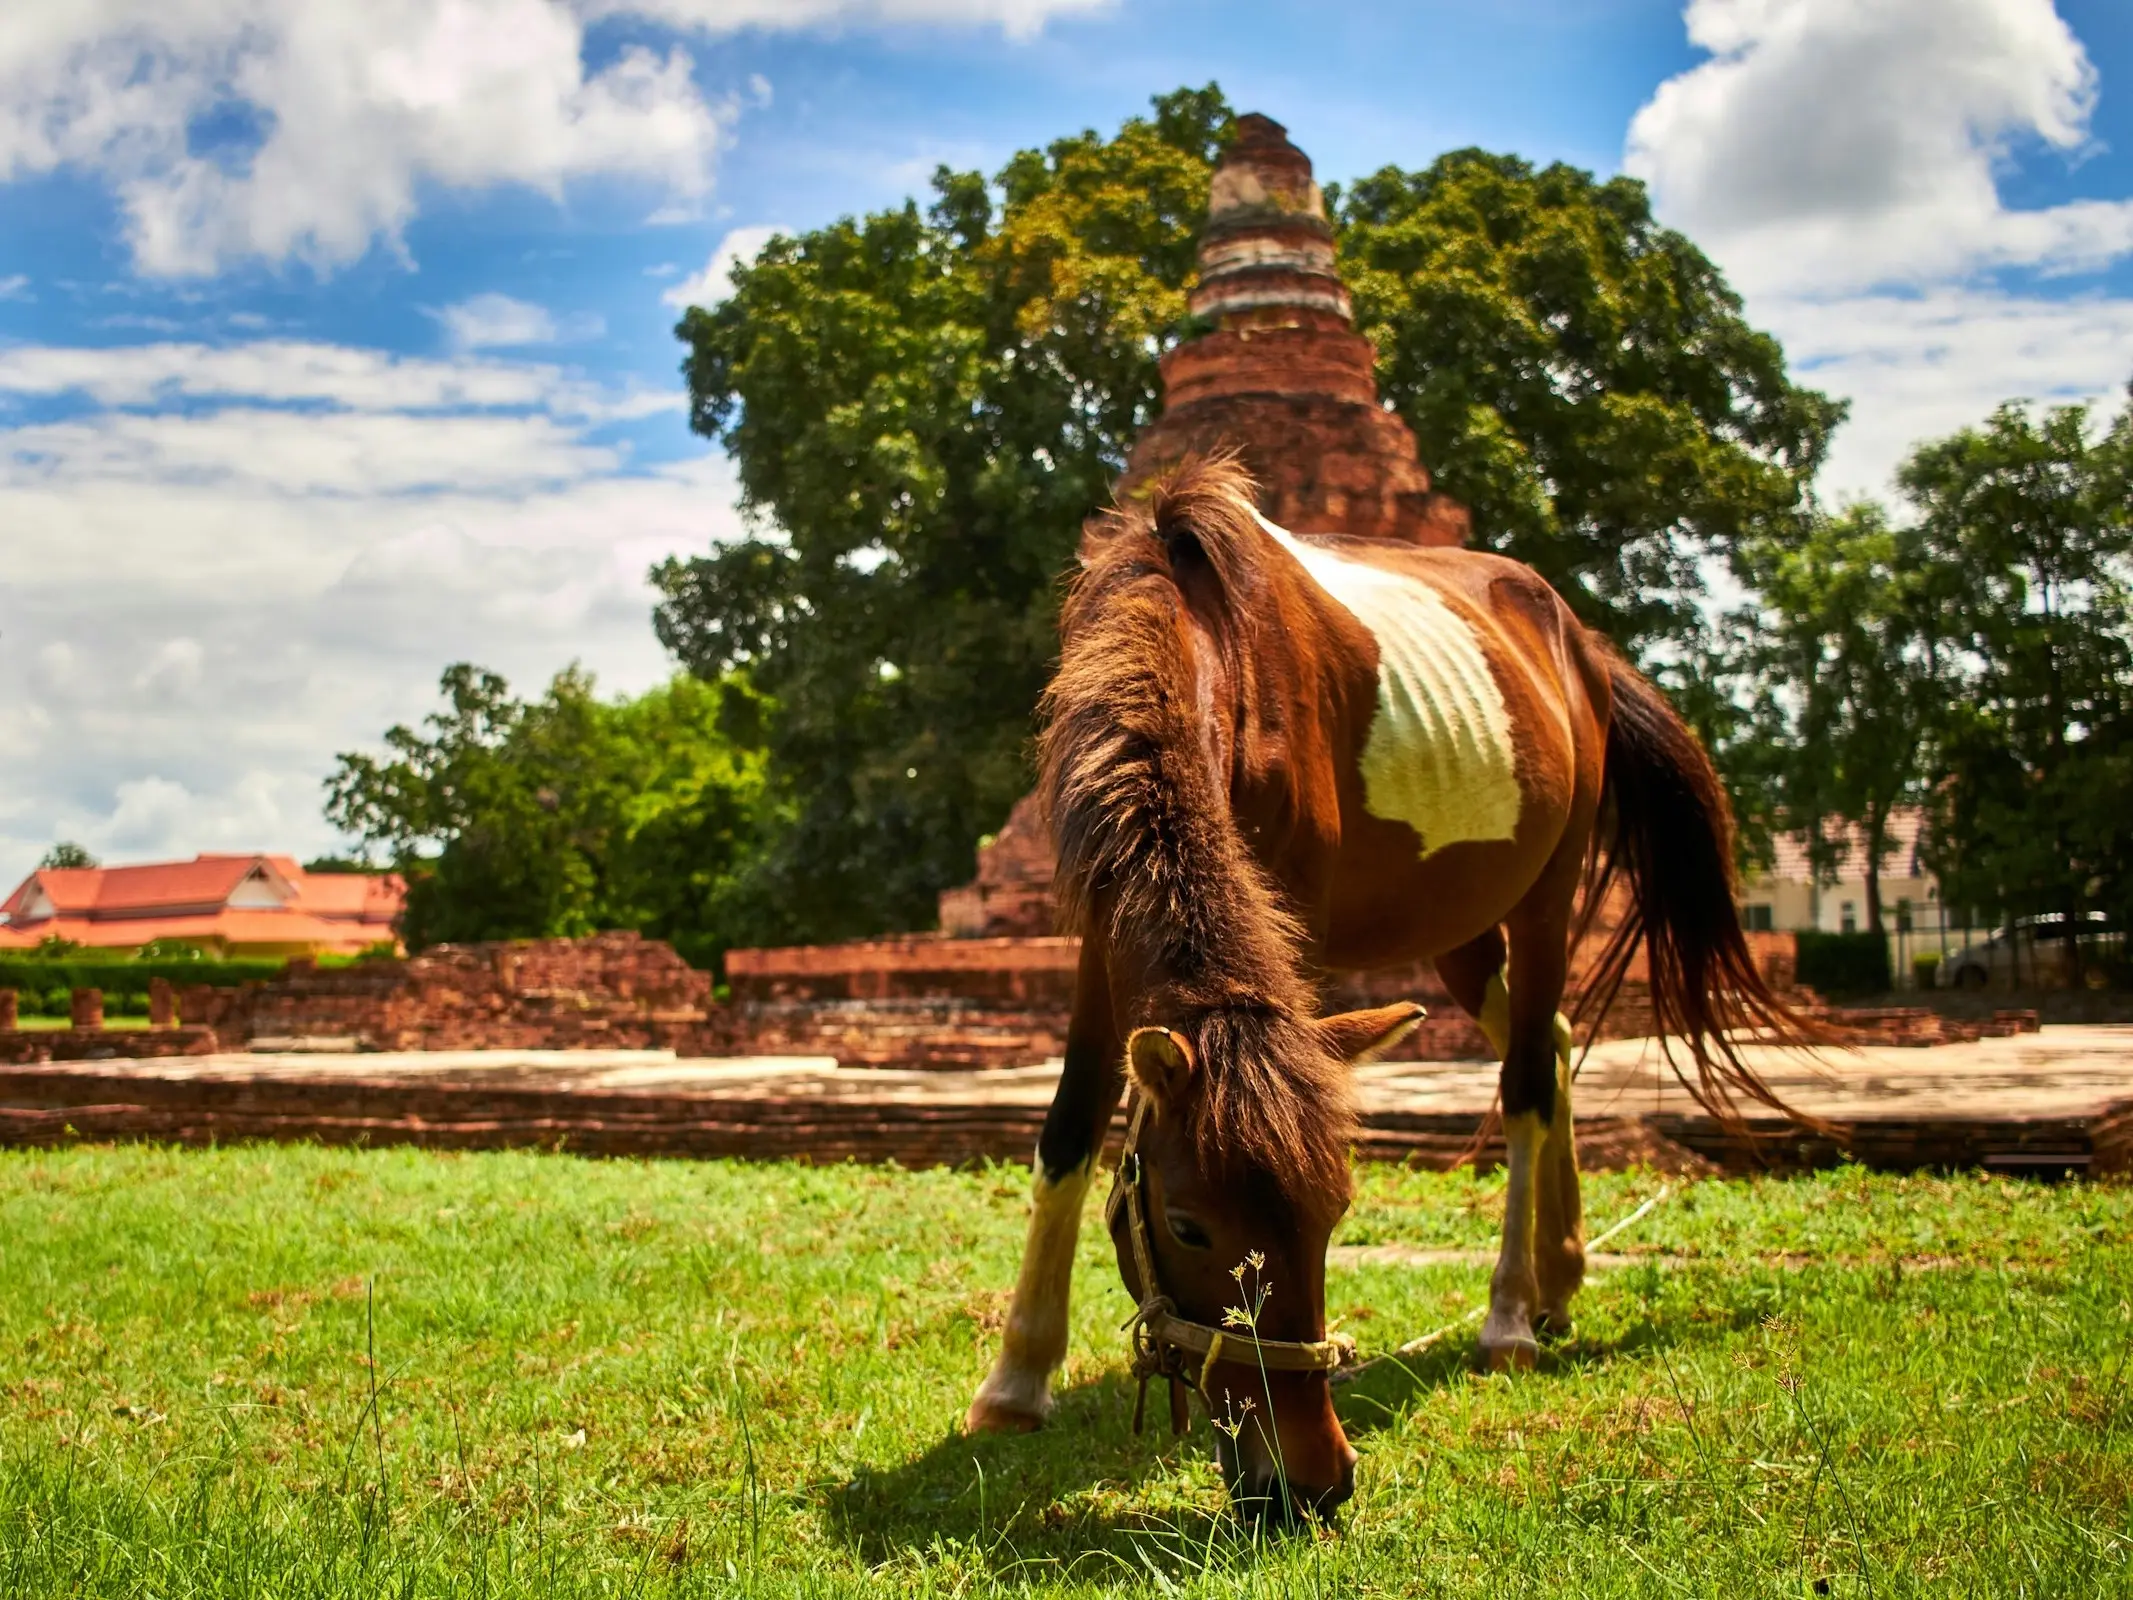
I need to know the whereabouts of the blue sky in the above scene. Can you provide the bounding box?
[3,0,2131,887]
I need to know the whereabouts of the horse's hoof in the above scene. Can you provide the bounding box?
[1480,1334,1539,1373]
[964,1397,1045,1435]
[965,1369,1051,1434]
[1534,1310,1574,1344]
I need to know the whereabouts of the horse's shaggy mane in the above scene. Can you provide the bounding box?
[1040,454,1355,1212]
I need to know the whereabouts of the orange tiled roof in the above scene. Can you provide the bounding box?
[292,871,404,920]
[7,856,266,918]
[0,911,389,953]
[0,853,402,952]
[1763,806,1927,884]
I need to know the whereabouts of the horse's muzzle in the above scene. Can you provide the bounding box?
[1218,1435,1359,1524]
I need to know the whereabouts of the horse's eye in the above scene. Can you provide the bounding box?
[1167,1213,1213,1250]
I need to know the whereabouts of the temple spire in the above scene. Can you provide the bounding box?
[1122,113,1467,546]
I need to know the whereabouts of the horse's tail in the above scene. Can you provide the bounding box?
[1574,640,1830,1129]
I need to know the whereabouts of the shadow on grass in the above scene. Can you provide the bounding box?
[822,1369,1274,1583]
[827,1307,1705,1579]
[1332,1309,1696,1439]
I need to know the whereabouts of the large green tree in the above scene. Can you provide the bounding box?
[325,665,779,963]
[657,87,1841,939]
[1900,394,2133,970]
[1337,153,1845,653]
[655,87,1228,941]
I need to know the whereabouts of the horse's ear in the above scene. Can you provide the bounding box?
[1126,1026,1197,1110]
[1316,1002,1427,1064]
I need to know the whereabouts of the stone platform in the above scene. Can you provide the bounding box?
[2,1026,2128,1177]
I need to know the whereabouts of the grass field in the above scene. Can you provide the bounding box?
[10,1015,152,1032]
[2,1145,2130,1597]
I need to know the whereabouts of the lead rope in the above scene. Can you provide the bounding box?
[1331,1182,1679,1384]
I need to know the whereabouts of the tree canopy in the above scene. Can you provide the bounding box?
[1741,388,2133,974]
[1337,152,1845,652]
[324,665,779,964]
[654,87,1229,941]
[1899,395,2133,947]
[656,86,1840,941]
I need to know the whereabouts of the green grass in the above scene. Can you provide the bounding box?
[9,1015,152,1032]
[2,1146,2130,1597]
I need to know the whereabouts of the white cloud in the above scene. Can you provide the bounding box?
[0,338,675,421]
[1769,288,2133,497]
[1627,0,2133,497]
[133,637,206,704]
[436,293,561,351]
[79,772,316,860]
[0,0,1108,280]
[0,274,29,300]
[1626,0,2131,295]
[430,292,607,350]
[0,2,736,278]
[0,337,743,886]
[581,0,1109,40]
[664,223,785,309]
[4,408,624,496]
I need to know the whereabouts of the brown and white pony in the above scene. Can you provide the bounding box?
[964,455,1813,1519]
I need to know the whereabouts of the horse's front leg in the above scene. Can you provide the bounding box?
[965,940,1122,1434]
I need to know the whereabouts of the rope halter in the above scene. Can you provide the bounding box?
[1104,1092,1355,1435]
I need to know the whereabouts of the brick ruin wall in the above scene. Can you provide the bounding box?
[708,930,1813,1068]
[712,928,2037,1066]
[0,931,714,1063]
[0,929,2034,1069]
[200,930,714,1052]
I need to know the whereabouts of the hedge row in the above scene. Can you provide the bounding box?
[11,987,158,1019]
[0,957,285,1000]
[1793,929,1893,997]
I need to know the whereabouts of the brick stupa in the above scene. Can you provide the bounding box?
[1118,112,1468,546]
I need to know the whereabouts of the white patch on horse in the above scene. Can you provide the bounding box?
[1256,511,1521,857]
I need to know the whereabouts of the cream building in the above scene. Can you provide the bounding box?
[1737,807,1959,972]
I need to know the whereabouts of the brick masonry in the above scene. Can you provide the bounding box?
[1120,114,1468,548]
[0,928,2023,1075]
[3,1027,2124,1176]
[174,930,713,1053]
[708,927,1829,1069]
[0,1026,220,1065]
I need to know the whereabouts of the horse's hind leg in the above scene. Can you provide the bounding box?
[1432,929,1506,1025]
[1531,1013,1583,1335]
[1477,849,1589,1370]
[966,939,1123,1434]
[1476,965,1552,1371]
[1438,925,1584,1344]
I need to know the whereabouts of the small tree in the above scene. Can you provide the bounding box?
[38,842,98,870]
[324,664,779,964]
[1749,504,1938,933]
